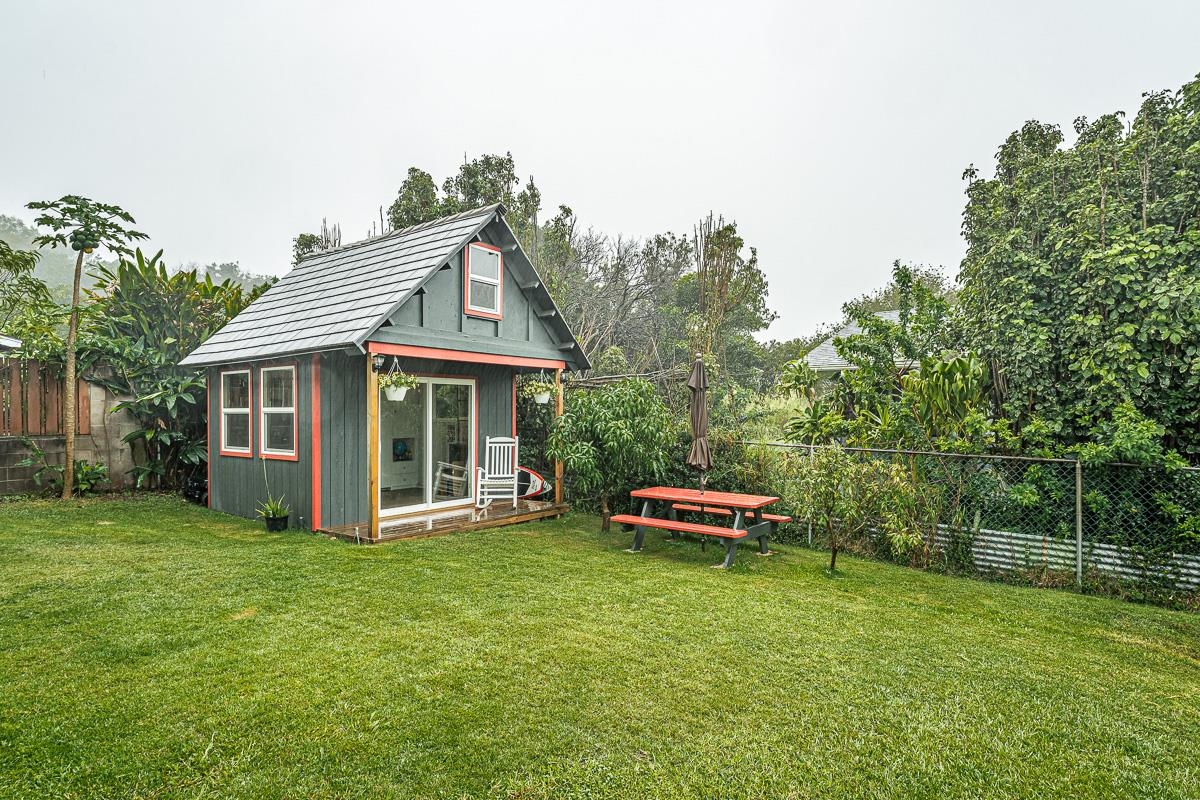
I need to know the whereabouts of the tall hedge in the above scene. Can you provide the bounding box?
[959,75,1200,456]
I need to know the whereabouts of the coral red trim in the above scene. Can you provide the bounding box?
[464,241,503,320]
[366,342,567,371]
[311,355,322,530]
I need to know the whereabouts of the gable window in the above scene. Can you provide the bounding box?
[260,365,297,458]
[220,370,252,456]
[464,242,502,319]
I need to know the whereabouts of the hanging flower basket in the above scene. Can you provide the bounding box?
[522,378,556,405]
[379,366,419,401]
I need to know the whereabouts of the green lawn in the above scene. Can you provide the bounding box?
[1,496,1197,799]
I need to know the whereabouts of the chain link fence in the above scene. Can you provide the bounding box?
[744,443,1200,605]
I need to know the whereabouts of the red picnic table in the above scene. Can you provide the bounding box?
[610,486,791,568]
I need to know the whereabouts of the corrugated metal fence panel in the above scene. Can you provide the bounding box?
[933,526,1200,589]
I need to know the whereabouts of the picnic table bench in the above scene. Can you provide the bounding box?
[610,486,790,568]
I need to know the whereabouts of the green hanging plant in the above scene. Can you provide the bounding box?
[522,377,556,403]
[378,369,420,391]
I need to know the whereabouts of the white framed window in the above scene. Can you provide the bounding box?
[259,365,296,458]
[219,370,251,456]
[465,242,502,318]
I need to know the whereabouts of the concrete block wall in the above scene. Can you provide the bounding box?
[0,383,138,495]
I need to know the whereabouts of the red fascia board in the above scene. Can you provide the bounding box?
[366,342,567,371]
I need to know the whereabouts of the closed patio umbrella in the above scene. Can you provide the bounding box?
[686,353,713,492]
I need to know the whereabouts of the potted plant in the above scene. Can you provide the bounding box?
[523,377,556,405]
[379,369,420,401]
[257,494,291,532]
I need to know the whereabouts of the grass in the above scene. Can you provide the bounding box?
[1,496,1198,799]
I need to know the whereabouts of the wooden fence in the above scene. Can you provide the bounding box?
[0,359,90,437]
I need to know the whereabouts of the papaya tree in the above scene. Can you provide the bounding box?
[26,196,146,498]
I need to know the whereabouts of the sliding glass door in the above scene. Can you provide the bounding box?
[379,378,474,516]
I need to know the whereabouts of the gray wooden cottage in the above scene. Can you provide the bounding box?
[181,204,588,539]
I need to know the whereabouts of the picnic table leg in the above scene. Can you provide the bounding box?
[709,510,744,568]
[720,537,738,569]
[750,509,771,555]
[629,499,654,552]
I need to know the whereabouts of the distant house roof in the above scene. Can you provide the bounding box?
[181,204,587,369]
[804,310,910,373]
[0,334,21,352]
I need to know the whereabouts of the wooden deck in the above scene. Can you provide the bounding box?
[319,499,569,543]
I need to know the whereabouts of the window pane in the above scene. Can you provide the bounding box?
[223,373,249,409]
[224,412,249,449]
[265,412,294,452]
[469,280,498,311]
[264,370,293,408]
[470,247,500,281]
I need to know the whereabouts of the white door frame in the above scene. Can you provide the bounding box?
[378,376,476,518]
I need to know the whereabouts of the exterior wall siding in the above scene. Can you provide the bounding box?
[377,230,571,363]
[207,352,516,530]
[319,351,369,528]
[207,359,314,528]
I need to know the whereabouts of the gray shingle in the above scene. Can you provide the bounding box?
[805,310,910,372]
[181,205,499,366]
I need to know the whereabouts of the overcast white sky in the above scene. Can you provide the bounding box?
[2,1,1198,340]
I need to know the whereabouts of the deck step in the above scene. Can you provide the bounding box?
[670,504,792,524]
[609,514,747,539]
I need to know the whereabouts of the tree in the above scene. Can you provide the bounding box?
[441,152,519,211]
[387,167,443,230]
[0,214,77,290]
[291,218,341,264]
[835,261,954,419]
[82,249,264,488]
[794,446,920,572]
[387,155,544,253]
[686,213,777,383]
[0,240,48,332]
[190,260,271,291]
[546,379,677,530]
[26,196,147,499]
[0,240,61,364]
[958,74,1200,457]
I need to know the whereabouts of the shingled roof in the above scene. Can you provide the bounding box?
[804,310,907,373]
[182,204,571,367]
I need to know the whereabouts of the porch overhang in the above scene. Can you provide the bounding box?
[365,341,568,371]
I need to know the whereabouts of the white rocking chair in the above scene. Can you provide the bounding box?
[475,436,519,510]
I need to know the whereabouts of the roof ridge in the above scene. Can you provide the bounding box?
[297,203,504,263]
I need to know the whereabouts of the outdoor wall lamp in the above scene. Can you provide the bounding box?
[371,354,386,372]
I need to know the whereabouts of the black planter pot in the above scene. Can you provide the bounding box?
[264,515,289,532]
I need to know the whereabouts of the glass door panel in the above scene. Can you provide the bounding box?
[379,384,426,513]
[431,383,471,504]
[379,378,474,515]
